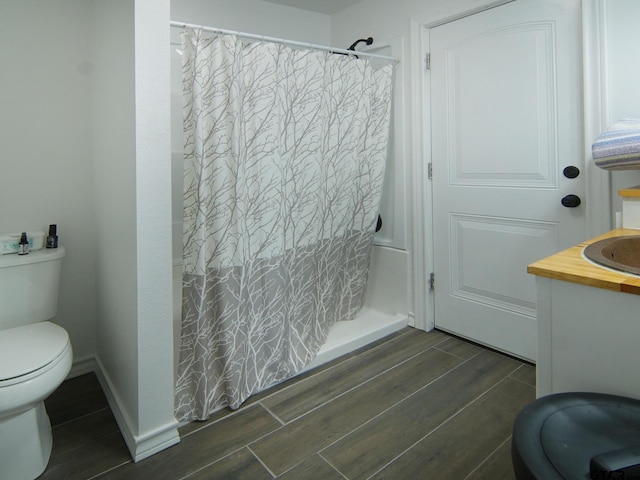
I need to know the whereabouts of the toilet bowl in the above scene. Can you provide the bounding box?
[0,246,72,480]
[0,322,73,480]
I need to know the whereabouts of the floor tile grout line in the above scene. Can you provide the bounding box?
[270,339,462,426]
[242,350,371,411]
[180,332,449,436]
[168,446,277,480]
[179,336,450,441]
[246,445,278,479]
[257,332,419,401]
[253,331,434,409]
[258,400,287,426]
[173,423,286,480]
[254,337,461,477]
[362,363,524,480]
[463,435,513,480]
[51,430,126,466]
[432,344,479,360]
[508,363,536,387]
[49,405,113,430]
[508,374,536,389]
[86,458,133,480]
[45,332,527,480]
[179,402,272,438]
[318,451,350,480]
[317,349,483,458]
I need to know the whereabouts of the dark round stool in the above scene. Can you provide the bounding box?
[512,392,640,479]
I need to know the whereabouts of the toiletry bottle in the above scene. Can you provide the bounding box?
[18,232,29,255]
[46,224,58,249]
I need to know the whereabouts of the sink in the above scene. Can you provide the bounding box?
[583,235,640,275]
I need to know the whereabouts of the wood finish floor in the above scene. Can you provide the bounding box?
[39,328,535,479]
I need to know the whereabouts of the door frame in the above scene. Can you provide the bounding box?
[409,0,611,332]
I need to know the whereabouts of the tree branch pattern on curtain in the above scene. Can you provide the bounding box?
[175,29,394,421]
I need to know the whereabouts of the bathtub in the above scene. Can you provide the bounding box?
[172,244,409,381]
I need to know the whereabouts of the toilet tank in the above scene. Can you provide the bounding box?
[0,247,65,330]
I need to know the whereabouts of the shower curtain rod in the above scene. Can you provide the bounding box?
[170,21,398,63]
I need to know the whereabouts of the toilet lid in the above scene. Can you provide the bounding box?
[0,321,70,381]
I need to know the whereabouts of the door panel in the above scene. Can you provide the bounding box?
[431,0,585,361]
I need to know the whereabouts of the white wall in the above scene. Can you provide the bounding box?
[91,0,138,434]
[605,0,640,216]
[0,0,178,462]
[133,0,179,456]
[0,1,96,366]
[92,0,179,461]
[171,0,331,42]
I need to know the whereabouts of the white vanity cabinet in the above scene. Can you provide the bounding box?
[529,228,640,399]
[535,275,640,399]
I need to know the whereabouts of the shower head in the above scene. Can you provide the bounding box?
[348,37,374,51]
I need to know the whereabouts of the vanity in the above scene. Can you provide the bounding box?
[529,226,640,399]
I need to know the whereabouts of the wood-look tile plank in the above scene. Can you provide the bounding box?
[261,329,449,423]
[370,378,534,480]
[277,454,345,480]
[94,404,280,480]
[509,363,536,387]
[181,448,272,480]
[177,406,237,437]
[321,350,521,480]
[434,335,483,359]
[250,347,462,476]
[243,353,355,408]
[50,373,102,397]
[466,438,516,480]
[348,328,413,356]
[51,407,120,457]
[45,374,109,426]
[40,432,131,480]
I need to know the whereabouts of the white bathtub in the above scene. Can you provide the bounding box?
[172,244,409,379]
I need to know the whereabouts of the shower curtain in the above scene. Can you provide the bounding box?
[175,29,394,422]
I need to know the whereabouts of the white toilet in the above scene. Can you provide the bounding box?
[0,247,73,480]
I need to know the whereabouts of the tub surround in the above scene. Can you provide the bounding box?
[529,227,640,400]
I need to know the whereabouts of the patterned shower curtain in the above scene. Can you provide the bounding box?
[175,29,394,421]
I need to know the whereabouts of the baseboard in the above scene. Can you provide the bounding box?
[93,356,181,462]
[67,354,98,379]
[407,312,416,328]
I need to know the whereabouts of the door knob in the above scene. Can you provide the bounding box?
[563,166,580,178]
[561,194,581,208]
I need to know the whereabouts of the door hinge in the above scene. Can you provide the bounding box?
[429,272,435,290]
[428,162,433,179]
[425,53,431,70]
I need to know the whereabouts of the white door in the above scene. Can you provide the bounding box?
[430,0,586,361]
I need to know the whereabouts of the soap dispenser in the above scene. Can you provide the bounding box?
[18,232,29,255]
[46,224,58,249]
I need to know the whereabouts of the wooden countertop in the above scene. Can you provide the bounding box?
[528,228,640,295]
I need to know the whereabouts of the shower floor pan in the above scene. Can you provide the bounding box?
[300,307,408,374]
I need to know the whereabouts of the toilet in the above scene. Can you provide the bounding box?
[0,247,73,480]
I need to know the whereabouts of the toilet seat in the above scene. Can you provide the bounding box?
[0,321,70,385]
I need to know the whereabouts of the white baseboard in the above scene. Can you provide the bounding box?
[67,354,98,379]
[85,356,181,462]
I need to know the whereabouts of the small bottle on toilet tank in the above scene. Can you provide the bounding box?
[18,232,29,255]
[46,224,58,249]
